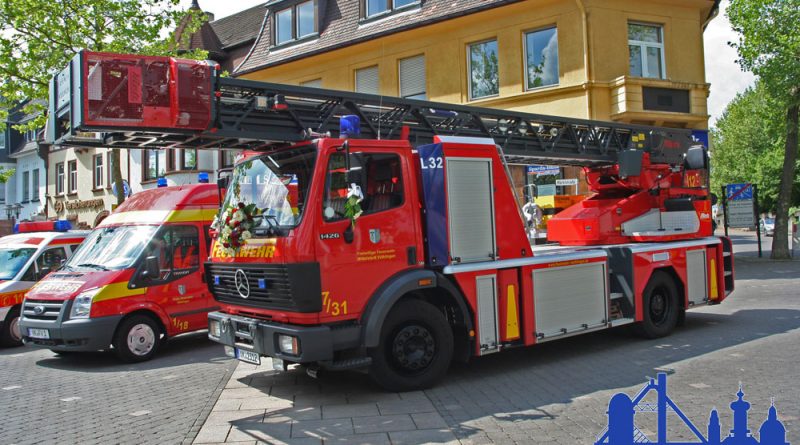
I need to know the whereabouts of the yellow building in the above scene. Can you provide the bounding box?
[230,0,719,195]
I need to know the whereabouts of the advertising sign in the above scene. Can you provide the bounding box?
[555,178,578,186]
[527,165,560,176]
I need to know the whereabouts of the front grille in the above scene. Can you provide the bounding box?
[206,262,321,313]
[23,299,65,321]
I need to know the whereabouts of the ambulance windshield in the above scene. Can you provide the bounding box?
[0,247,36,280]
[65,225,158,271]
[221,144,315,234]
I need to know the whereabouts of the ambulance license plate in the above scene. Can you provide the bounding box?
[235,348,260,365]
[28,328,50,339]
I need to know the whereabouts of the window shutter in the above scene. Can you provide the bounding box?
[355,66,379,94]
[399,55,426,99]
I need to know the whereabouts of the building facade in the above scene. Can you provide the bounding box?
[229,0,719,199]
[45,146,130,229]
[127,148,241,193]
[3,105,47,223]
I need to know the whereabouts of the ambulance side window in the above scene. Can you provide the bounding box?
[36,247,67,279]
[69,244,82,255]
[140,225,200,284]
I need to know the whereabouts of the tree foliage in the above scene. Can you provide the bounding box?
[728,0,800,259]
[0,0,207,130]
[710,82,798,212]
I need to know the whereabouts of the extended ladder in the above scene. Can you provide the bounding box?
[47,51,694,167]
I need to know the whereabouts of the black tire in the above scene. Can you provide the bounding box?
[113,314,162,362]
[637,271,680,339]
[369,300,454,392]
[0,306,23,347]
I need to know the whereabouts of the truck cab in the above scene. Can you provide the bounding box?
[20,183,219,362]
[0,222,88,347]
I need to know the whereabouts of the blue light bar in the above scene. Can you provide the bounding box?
[198,172,209,183]
[340,115,361,138]
[157,177,168,187]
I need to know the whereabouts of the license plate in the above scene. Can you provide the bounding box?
[28,328,50,339]
[235,348,260,365]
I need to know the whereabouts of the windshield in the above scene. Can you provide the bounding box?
[221,144,316,232]
[0,247,36,280]
[65,225,158,271]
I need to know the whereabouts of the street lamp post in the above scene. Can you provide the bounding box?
[13,203,23,220]
[4,205,12,220]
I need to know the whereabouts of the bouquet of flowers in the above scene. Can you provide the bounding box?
[217,202,259,256]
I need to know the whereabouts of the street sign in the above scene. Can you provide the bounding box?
[727,200,755,228]
[726,183,753,201]
[555,178,578,186]
[527,165,560,176]
[691,130,709,148]
[537,184,557,196]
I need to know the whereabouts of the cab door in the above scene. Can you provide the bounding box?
[139,224,212,333]
[314,149,422,322]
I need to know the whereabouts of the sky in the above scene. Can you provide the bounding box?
[184,0,755,127]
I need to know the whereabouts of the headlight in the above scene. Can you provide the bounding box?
[277,334,300,355]
[70,288,101,319]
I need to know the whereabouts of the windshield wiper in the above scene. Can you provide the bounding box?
[76,263,109,271]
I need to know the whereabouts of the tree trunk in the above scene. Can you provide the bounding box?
[111,149,126,205]
[770,103,798,259]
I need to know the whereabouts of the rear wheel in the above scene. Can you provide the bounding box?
[369,300,453,392]
[637,271,680,339]
[0,306,23,347]
[113,315,162,362]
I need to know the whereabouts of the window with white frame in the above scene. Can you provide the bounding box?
[56,162,65,195]
[355,66,379,95]
[182,149,197,170]
[22,171,29,203]
[399,55,426,99]
[93,155,104,189]
[275,1,316,46]
[525,27,559,89]
[31,169,39,202]
[68,160,77,193]
[628,23,665,79]
[144,149,166,180]
[468,39,499,100]
[364,0,417,18]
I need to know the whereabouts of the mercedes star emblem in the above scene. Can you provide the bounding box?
[234,269,250,299]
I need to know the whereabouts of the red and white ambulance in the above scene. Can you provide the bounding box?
[20,182,219,361]
[0,222,88,347]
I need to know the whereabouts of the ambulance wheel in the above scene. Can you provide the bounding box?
[638,271,680,339]
[0,306,23,347]
[113,315,162,362]
[369,300,453,392]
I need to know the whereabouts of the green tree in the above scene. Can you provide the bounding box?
[728,0,800,259]
[0,0,206,205]
[710,82,796,213]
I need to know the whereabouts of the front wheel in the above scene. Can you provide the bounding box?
[0,306,23,347]
[369,300,454,392]
[113,315,162,362]
[637,271,680,339]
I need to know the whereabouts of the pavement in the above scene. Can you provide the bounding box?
[0,332,236,445]
[194,230,800,445]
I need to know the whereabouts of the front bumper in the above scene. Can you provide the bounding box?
[20,315,123,352]
[207,311,359,363]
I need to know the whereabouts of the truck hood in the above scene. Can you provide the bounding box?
[26,269,133,301]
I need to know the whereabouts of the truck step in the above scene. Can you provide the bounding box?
[321,357,373,371]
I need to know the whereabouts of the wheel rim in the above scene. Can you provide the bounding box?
[649,286,671,326]
[127,323,156,356]
[389,324,436,375]
[9,316,21,343]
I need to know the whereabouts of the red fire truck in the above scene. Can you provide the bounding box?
[47,52,734,389]
[20,182,219,361]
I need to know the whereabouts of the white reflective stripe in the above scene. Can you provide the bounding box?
[355,66,379,94]
[443,250,608,274]
[399,55,425,98]
[433,136,496,146]
[625,237,721,253]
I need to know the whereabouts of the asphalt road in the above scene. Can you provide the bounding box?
[0,332,235,445]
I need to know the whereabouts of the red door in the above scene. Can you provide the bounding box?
[314,149,421,322]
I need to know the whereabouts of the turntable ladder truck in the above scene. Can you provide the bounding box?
[47,51,734,390]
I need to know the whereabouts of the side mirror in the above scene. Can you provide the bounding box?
[142,255,160,279]
[684,146,708,170]
[343,223,354,244]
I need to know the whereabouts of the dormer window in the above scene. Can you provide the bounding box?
[274,0,317,46]
[364,0,419,19]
